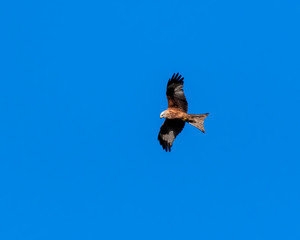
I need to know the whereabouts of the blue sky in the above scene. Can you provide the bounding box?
[1,0,300,239]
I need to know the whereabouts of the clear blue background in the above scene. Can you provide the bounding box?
[1,0,300,239]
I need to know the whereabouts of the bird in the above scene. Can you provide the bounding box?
[158,73,209,152]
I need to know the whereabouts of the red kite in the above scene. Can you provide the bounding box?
[158,73,209,152]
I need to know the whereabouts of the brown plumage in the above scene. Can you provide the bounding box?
[158,73,209,152]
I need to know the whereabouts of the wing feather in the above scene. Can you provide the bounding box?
[158,119,185,152]
[166,73,188,112]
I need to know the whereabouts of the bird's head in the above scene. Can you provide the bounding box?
[160,111,167,119]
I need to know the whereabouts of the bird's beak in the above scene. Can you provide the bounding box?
[160,115,163,119]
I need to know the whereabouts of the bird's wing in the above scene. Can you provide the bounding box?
[166,73,188,112]
[158,119,185,152]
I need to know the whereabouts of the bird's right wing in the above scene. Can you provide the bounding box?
[166,73,188,112]
[158,119,185,152]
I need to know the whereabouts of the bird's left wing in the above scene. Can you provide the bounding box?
[158,119,185,152]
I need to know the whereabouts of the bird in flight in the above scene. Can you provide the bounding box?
[158,73,209,152]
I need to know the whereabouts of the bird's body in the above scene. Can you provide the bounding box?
[160,108,189,120]
[158,73,209,152]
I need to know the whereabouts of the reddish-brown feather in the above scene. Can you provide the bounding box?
[164,108,188,120]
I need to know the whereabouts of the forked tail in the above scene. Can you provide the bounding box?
[186,113,209,133]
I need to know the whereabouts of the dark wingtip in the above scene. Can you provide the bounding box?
[158,139,172,152]
[158,137,171,152]
[168,72,184,84]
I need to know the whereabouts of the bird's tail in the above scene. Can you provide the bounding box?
[186,113,209,133]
